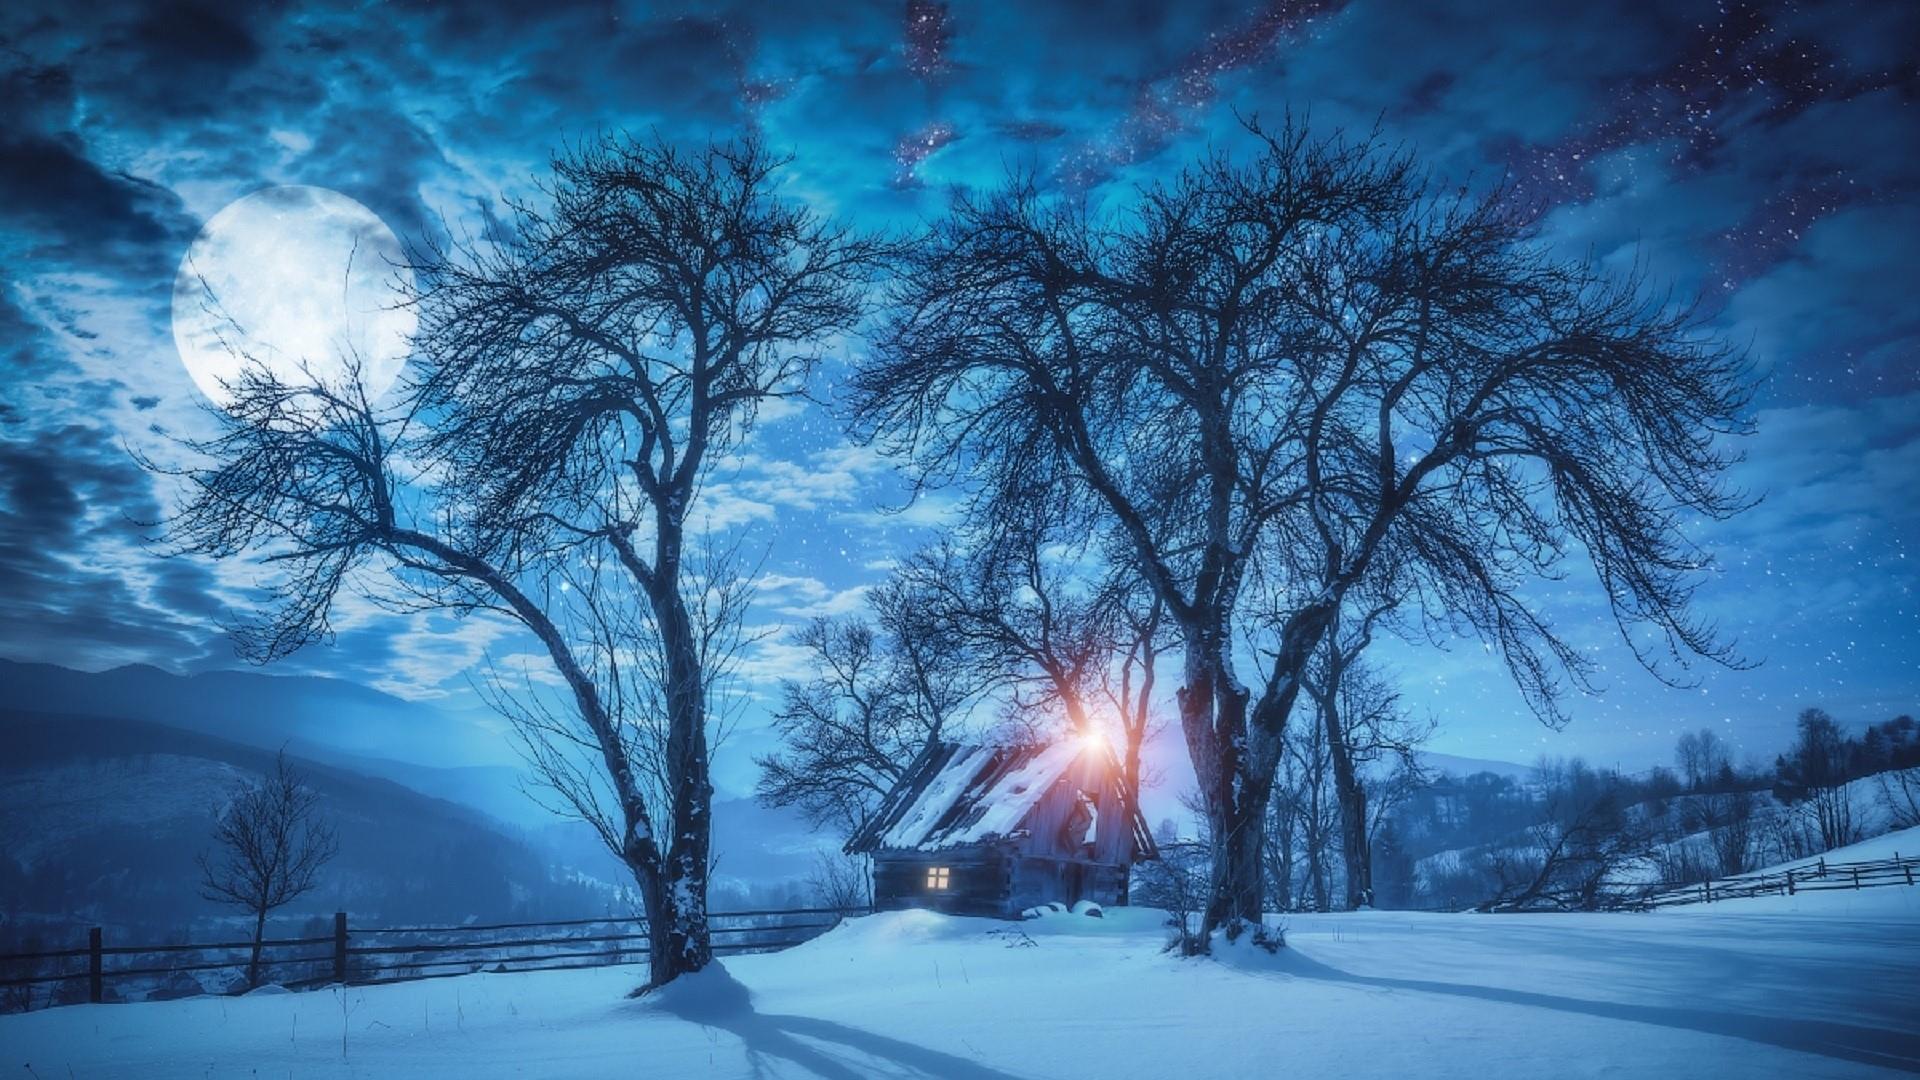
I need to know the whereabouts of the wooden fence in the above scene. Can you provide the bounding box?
[1635,852,1920,909]
[0,905,868,1011]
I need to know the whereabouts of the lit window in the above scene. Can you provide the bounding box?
[926,866,951,890]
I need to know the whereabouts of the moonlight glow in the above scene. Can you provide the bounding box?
[171,185,414,409]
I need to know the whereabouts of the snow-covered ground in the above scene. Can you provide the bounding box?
[4,902,1917,1078]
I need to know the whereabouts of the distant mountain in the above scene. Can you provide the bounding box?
[307,746,836,888]
[0,661,837,900]
[0,658,511,769]
[1418,751,1535,782]
[0,709,610,932]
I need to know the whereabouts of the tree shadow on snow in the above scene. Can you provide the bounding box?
[1265,948,1920,1074]
[639,965,1031,1080]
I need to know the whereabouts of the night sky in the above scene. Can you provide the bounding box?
[1,0,1916,794]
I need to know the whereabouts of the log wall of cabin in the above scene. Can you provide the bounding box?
[872,846,1014,917]
[1005,856,1129,912]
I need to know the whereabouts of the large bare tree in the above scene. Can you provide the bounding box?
[153,133,881,987]
[408,133,880,984]
[853,119,1752,949]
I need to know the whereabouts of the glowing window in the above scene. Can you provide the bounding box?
[926,866,951,890]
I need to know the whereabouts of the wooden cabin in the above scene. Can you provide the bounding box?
[845,737,1155,918]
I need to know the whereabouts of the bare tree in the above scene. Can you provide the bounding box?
[199,753,338,989]
[1262,767,1300,910]
[1296,600,1431,909]
[755,576,986,838]
[1672,728,1758,876]
[150,356,700,982]
[1101,570,1167,884]
[1136,821,1212,954]
[1876,769,1920,830]
[804,851,871,912]
[1277,713,1340,911]
[1675,728,1726,791]
[1484,758,1654,911]
[152,133,881,988]
[408,133,882,986]
[899,533,1166,834]
[855,118,1752,947]
[1705,787,1758,877]
[1778,708,1858,852]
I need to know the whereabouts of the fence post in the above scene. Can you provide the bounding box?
[88,927,102,1004]
[333,912,348,984]
[1852,867,1862,890]
[1786,870,1796,895]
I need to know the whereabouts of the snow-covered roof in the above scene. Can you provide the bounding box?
[846,739,1152,856]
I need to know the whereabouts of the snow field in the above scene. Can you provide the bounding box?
[3,903,1916,1078]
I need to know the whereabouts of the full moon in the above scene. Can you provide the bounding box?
[171,186,414,410]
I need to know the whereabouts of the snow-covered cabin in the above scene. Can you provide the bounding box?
[845,737,1155,917]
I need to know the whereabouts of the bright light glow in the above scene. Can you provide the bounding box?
[172,185,414,411]
[1079,726,1109,754]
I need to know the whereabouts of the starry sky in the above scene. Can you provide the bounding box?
[1,0,1916,795]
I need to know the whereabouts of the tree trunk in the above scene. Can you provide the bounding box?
[1178,636,1263,948]
[1202,596,1339,934]
[646,526,714,987]
[1199,738,1279,942]
[1323,705,1372,910]
[1207,788,1269,935]
[1307,808,1330,912]
[1265,790,1294,913]
[1181,625,1301,946]
[247,908,267,989]
[1115,727,1145,907]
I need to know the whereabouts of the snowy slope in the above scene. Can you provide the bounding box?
[1415,769,1919,900]
[1657,826,1920,918]
[1772,824,1920,868]
[3,905,1916,1078]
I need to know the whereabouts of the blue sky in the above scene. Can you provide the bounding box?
[0,0,1915,794]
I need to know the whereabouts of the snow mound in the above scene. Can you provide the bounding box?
[641,961,752,1022]
[804,908,977,950]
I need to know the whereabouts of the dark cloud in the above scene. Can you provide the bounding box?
[0,59,77,130]
[0,423,223,668]
[1,1,279,128]
[0,134,184,248]
[117,0,265,99]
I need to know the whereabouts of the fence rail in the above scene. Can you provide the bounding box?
[0,905,869,1011]
[1635,852,1920,909]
